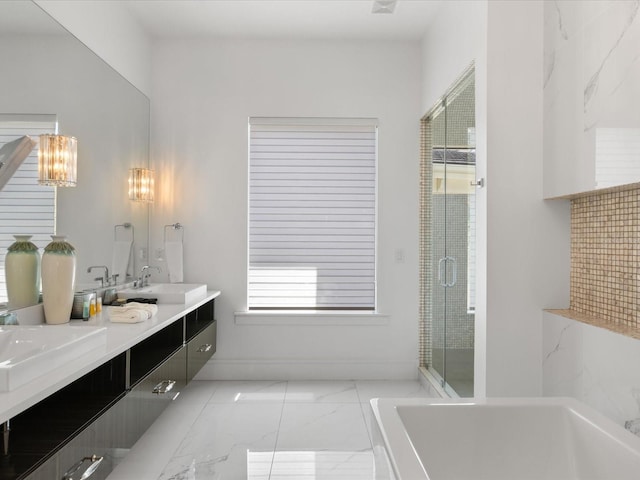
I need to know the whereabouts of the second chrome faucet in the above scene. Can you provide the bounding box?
[137,265,161,288]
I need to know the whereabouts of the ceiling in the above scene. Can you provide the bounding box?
[0,1,66,35]
[121,0,444,41]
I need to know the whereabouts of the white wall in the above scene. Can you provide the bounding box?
[422,0,570,397]
[484,0,570,397]
[421,0,486,113]
[34,0,152,97]
[149,38,423,379]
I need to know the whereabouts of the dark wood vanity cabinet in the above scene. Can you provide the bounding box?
[2,298,217,480]
[187,322,216,381]
[1,354,128,480]
[186,298,216,381]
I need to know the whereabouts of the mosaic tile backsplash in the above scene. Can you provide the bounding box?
[570,187,639,328]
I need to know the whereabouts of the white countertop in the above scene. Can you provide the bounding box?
[0,290,221,425]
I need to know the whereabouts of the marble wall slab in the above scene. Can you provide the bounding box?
[543,311,640,428]
[543,0,640,197]
[543,0,640,434]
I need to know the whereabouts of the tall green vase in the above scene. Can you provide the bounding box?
[5,235,40,309]
[42,235,76,325]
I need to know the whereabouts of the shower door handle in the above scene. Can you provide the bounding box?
[438,256,458,288]
[446,256,457,287]
[438,257,447,287]
[439,256,457,288]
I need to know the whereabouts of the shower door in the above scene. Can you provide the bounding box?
[428,69,475,398]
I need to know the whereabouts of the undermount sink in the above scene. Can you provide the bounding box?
[0,325,107,392]
[116,283,207,304]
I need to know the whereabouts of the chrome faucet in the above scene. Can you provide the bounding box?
[87,265,110,287]
[138,265,161,287]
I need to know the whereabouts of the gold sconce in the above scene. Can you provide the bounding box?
[38,134,77,187]
[128,168,154,202]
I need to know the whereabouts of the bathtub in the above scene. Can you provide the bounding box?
[370,397,640,480]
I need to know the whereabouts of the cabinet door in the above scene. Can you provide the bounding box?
[123,345,187,443]
[22,453,58,480]
[27,413,110,480]
[187,320,216,381]
[57,425,107,480]
[186,299,215,341]
[11,354,127,480]
[129,319,184,386]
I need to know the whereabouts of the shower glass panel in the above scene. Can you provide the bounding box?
[427,69,475,398]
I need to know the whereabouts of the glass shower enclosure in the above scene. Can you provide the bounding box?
[421,68,476,397]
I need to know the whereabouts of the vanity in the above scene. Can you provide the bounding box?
[0,290,220,480]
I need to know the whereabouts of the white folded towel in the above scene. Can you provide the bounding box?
[165,241,184,283]
[121,302,158,316]
[108,302,158,323]
[108,308,147,323]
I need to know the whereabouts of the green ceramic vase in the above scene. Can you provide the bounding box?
[5,235,40,309]
[42,235,76,324]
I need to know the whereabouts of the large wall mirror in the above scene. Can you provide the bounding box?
[0,0,150,306]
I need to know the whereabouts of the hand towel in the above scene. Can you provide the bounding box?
[108,307,147,323]
[164,241,183,283]
[121,302,158,318]
[107,302,158,323]
[111,240,132,284]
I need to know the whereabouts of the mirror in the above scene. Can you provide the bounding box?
[0,0,150,306]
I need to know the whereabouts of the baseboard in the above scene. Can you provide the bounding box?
[195,358,419,381]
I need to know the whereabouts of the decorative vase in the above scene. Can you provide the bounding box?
[5,235,41,309]
[41,235,76,325]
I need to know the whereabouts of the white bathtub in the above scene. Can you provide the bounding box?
[370,397,640,480]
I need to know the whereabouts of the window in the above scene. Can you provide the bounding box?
[0,114,57,303]
[248,117,377,310]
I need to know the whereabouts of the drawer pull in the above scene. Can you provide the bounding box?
[62,454,103,480]
[152,379,176,394]
[197,343,212,353]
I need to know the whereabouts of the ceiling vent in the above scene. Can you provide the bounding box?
[372,0,398,14]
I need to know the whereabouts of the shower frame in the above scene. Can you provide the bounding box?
[419,65,476,398]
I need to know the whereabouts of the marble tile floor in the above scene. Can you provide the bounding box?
[107,380,439,480]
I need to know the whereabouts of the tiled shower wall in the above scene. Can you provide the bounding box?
[570,187,639,328]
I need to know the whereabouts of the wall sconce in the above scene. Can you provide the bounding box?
[38,134,77,187]
[128,167,154,202]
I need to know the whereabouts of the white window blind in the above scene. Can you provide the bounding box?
[248,117,377,310]
[0,116,56,303]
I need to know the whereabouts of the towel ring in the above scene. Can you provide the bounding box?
[114,223,135,243]
[164,223,184,243]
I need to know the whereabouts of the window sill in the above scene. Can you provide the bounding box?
[234,311,389,326]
